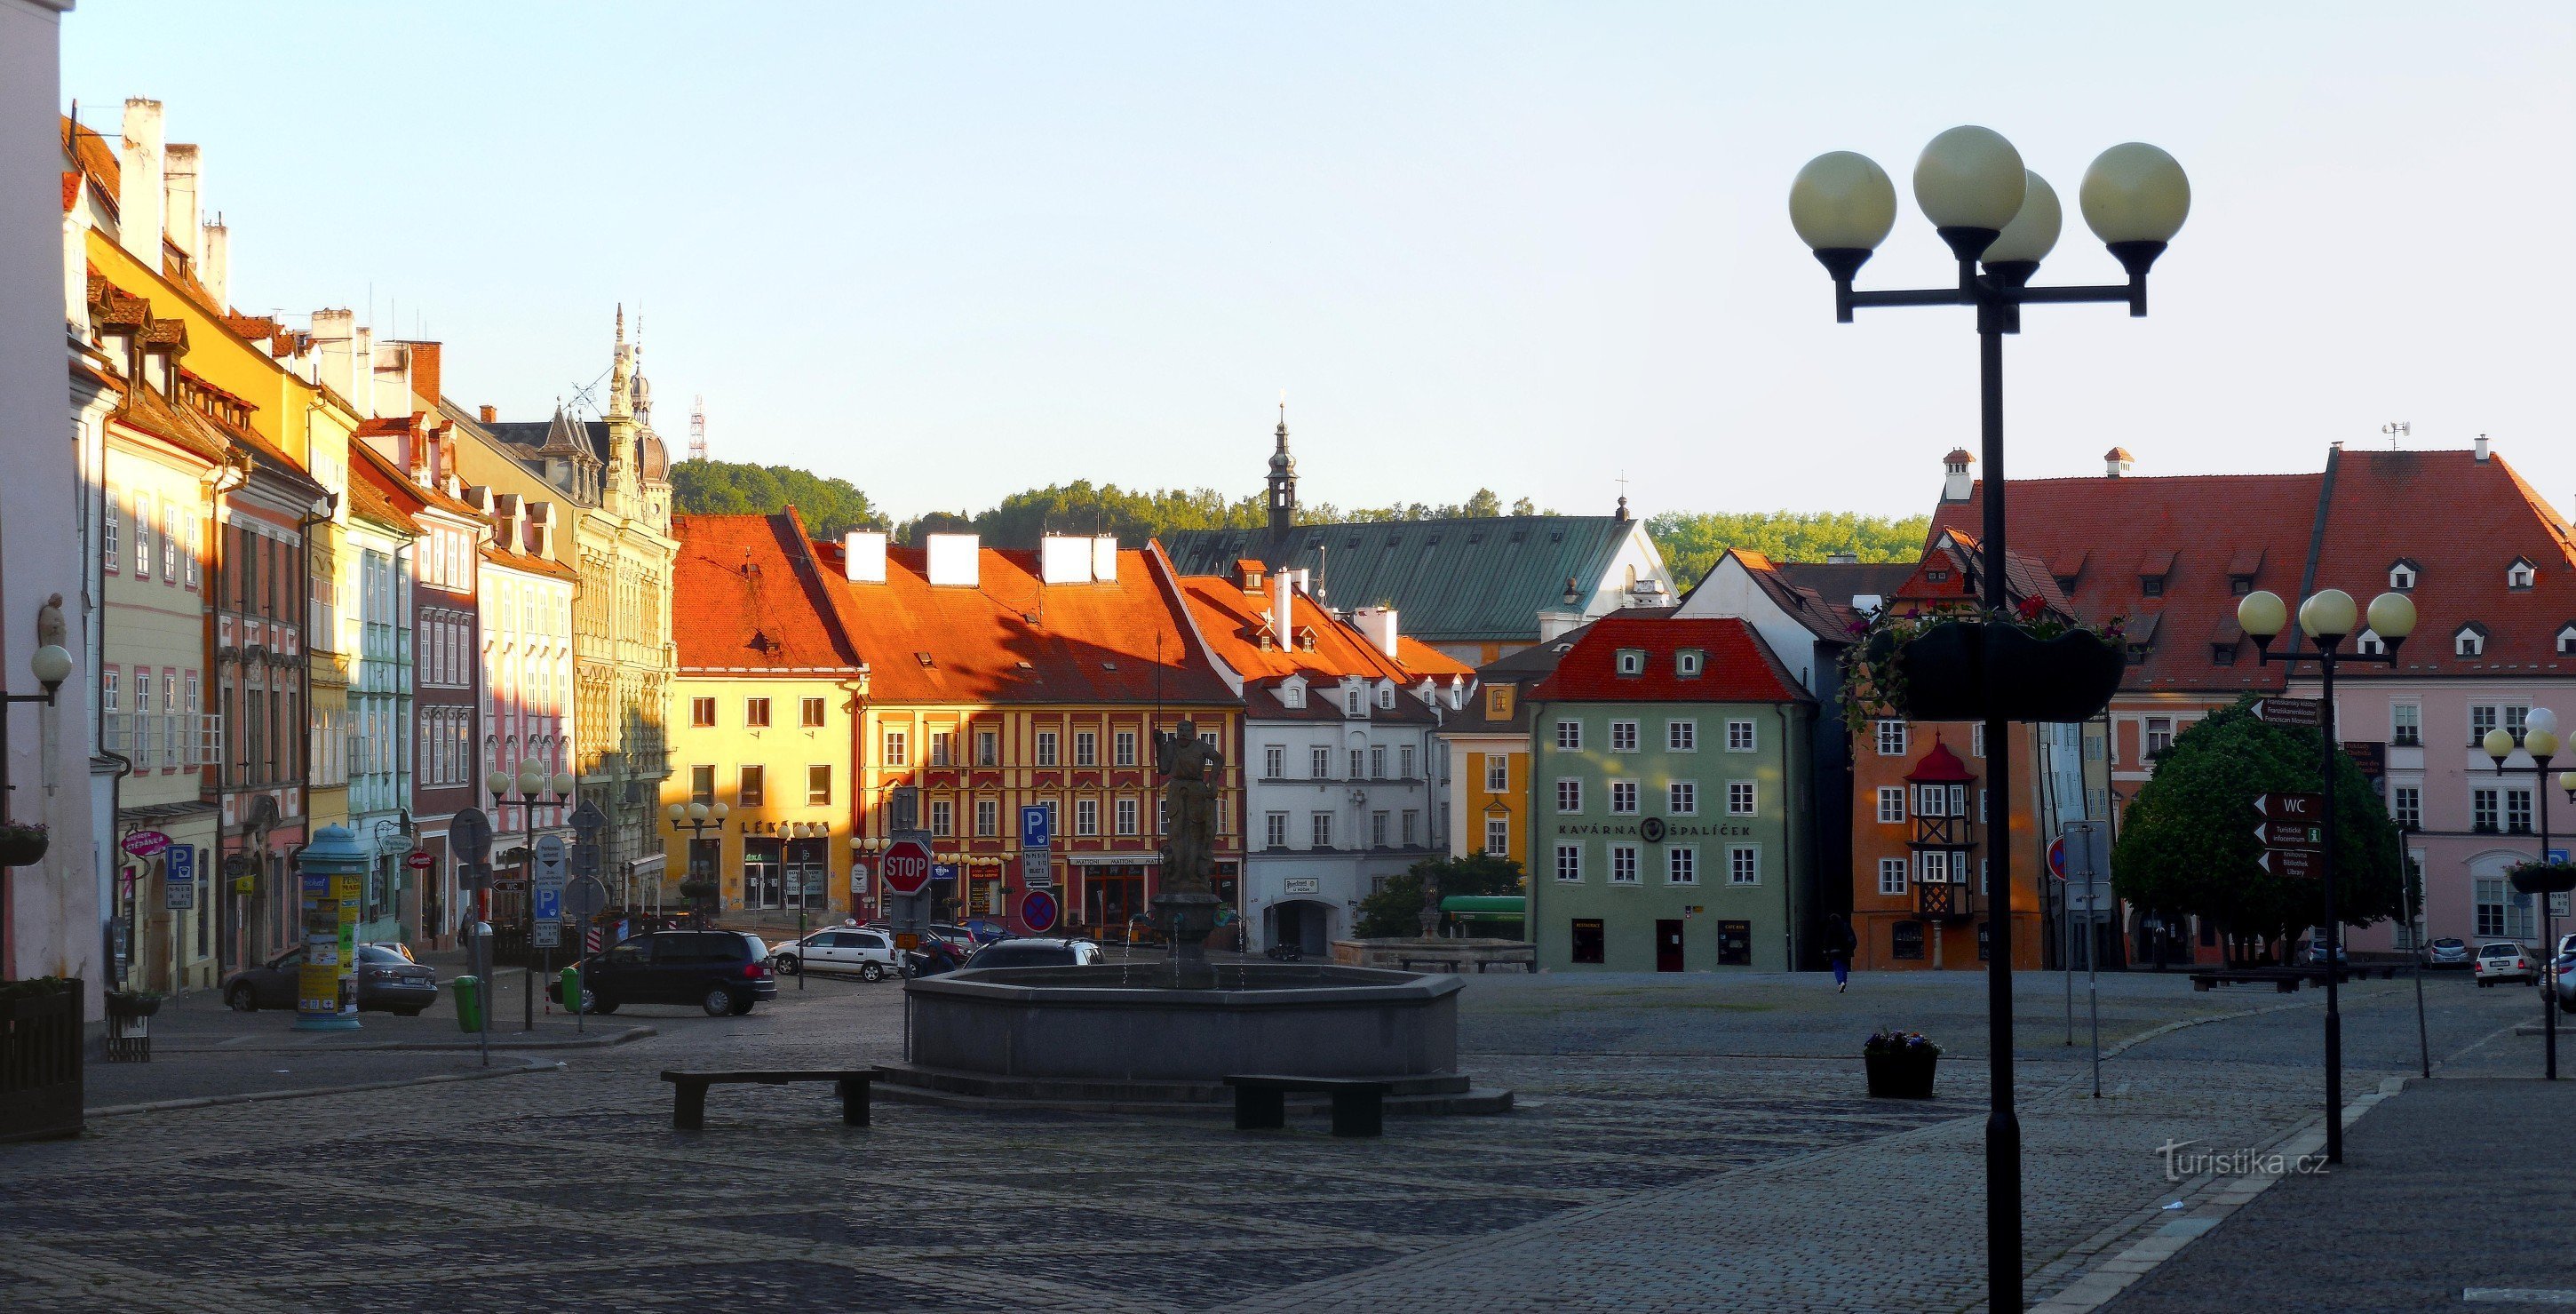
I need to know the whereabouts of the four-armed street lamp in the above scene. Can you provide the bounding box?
[2485,707,2562,1079]
[665,800,730,925]
[489,757,575,1030]
[2237,586,2415,1160]
[1792,125,2189,1313]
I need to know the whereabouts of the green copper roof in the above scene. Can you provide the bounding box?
[1162,516,1645,642]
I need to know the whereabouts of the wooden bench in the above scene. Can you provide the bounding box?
[1225,1074,1394,1137]
[1399,956,1538,975]
[661,1068,877,1131]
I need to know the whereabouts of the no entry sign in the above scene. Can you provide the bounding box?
[1021,888,1060,934]
[880,840,934,896]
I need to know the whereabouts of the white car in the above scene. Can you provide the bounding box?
[769,927,902,981]
[2474,941,2539,986]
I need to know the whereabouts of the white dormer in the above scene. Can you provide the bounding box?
[2355,629,2385,657]
[2508,557,2537,590]
[1675,648,1705,678]
[1615,648,1647,677]
[2556,623,2576,657]
[1376,682,1395,709]
[2388,559,2418,592]
[1278,673,1308,709]
[1343,683,1364,717]
[2455,624,2487,657]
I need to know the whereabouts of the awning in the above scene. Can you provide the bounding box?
[627,855,666,880]
[1442,896,1526,917]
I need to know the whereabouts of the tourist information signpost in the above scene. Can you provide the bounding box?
[2254,697,2324,729]
[1020,805,1052,890]
[532,834,567,1028]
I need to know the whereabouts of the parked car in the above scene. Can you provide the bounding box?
[575,929,776,1016]
[958,919,1014,945]
[223,944,439,1015]
[928,923,990,952]
[2424,937,2474,969]
[2475,942,2540,986]
[364,941,419,964]
[2557,953,2576,1014]
[902,938,970,979]
[963,938,1104,970]
[2294,940,2350,968]
[769,927,902,981]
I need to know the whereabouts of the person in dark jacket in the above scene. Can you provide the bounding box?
[1825,914,1858,992]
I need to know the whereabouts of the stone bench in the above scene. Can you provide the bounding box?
[1398,955,1536,975]
[1225,1074,1393,1137]
[661,1068,876,1131]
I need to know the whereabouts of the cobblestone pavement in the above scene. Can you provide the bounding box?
[0,967,2541,1312]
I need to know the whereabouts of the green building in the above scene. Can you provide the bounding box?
[1525,615,1814,972]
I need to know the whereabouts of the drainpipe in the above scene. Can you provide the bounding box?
[202,454,249,977]
[1778,701,1799,972]
[290,494,335,959]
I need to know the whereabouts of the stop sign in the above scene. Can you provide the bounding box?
[880,840,934,896]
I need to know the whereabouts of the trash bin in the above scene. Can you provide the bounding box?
[452,976,484,1032]
[558,967,582,1012]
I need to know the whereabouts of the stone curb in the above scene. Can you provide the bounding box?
[85,1055,568,1119]
[155,1024,656,1055]
[2026,1075,2410,1314]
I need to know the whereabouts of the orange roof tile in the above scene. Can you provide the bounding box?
[1529,615,1809,705]
[671,513,861,671]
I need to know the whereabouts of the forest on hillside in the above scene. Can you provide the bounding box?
[668,458,1928,585]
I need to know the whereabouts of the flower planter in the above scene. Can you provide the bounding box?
[0,826,49,867]
[104,991,163,1020]
[1864,1050,1939,1099]
[1896,621,2125,725]
[0,978,83,1142]
[2510,862,2576,897]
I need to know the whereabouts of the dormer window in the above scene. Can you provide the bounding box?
[1676,649,1705,678]
[2210,641,2235,666]
[2388,560,2418,592]
[1377,685,1395,709]
[2142,576,2164,598]
[2455,624,2487,658]
[1281,683,1305,709]
[1345,689,1364,715]
[2558,624,2576,657]
[2355,629,2385,657]
[1615,649,1647,677]
[1926,569,1952,584]
[2136,548,2175,599]
[2224,547,2263,597]
[2508,557,2537,590]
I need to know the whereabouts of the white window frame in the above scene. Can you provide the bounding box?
[1609,844,1639,885]
[1727,720,1756,753]
[1555,777,1583,814]
[1485,755,1509,792]
[1610,781,1639,815]
[1876,786,1906,824]
[1666,846,1697,886]
[1264,812,1288,848]
[1727,781,1756,816]
[1075,797,1100,837]
[1668,780,1697,816]
[1554,843,1582,882]
[1555,721,1582,751]
[1668,720,1697,752]
[1877,857,1909,896]
[1263,745,1284,777]
[1483,815,1508,856]
[1875,721,1906,756]
[1610,720,1640,753]
[1728,845,1761,886]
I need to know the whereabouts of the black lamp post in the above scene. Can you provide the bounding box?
[2485,711,2561,1079]
[488,758,574,1030]
[2237,585,2416,1161]
[1791,125,2189,1314]
[666,800,730,928]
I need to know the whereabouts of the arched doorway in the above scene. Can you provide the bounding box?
[1268,899,1336,958]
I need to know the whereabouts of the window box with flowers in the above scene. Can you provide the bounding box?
[1864,1028,1942,1098]
[1842,600,2126,733]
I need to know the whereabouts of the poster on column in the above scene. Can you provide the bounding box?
[335,871,363,1014]
[298,871,338,1018]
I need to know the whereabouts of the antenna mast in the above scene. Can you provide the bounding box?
[689,395,709,462]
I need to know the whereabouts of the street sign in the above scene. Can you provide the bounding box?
[404,850,435,870]
[534,884,561,922]
[534,835,568,924]
[933,862,959,883]
[2342,741,2386,778]
[2254,792,2325,823]
[2258,848,2320,879]
[564,875,609,919]
[457,861,492,892]
[568,800,608,835]
[573,838,602,879]
[121,830,171,858]
[2047,836,2066,880]
[2254,697,2323,728]
[532,922,561,948]
[1022,888,1060,933]
[2254,820,2324,850]
[881,840,934,896]
[849,862,869,894]
[164,845,195,910]
[450,808,492,863]
[1021,805,1052,848]
[1021,848,1051,888]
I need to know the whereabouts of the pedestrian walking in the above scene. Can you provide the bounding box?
[1826,913,1857,992]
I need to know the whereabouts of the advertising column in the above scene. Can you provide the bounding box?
[293,825,370,1031]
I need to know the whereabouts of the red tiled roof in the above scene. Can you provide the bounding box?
[346,451,421,536]
[1906,737,1975,784]
[1930,470,2322,694]
[481,539,578,583]
[2307,448,2576,677]
[1888,529,2073,617]
[61,115,119,214]
[1176,576,1454,721]
[671,514,860,670]
[349,436,484,521]
[1528,615,1810,705]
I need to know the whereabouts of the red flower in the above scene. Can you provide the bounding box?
[2015,595,2045,621]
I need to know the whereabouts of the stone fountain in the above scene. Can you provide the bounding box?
[872,719,1511,1115]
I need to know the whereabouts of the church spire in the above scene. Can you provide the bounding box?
[1266,394,1296,535]
[608,302,633,421]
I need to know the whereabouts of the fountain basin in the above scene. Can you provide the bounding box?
[878,964,1509,1113]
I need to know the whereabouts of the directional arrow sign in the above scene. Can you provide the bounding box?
[2254,820,2325,850]
[2254,697,2323,729]
[2259,848,2320,879]
[2254,792,2325,823]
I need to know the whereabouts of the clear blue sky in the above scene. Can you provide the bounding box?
[63,2,2576,524]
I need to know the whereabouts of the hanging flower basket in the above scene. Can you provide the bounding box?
[1863,1029,1942,1098]
[1846,605,2126,732]
[2509,861,2576,897]
[104,990,163,1019]
[0,822,49,867]
[678,878,718,903]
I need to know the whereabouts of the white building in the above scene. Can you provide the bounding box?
[472,490,578,915]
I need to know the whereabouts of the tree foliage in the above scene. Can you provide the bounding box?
[1354,853,1525,939]
[1648,510,1933,590]
[2111,697,2402,956]
[669,460,884,539]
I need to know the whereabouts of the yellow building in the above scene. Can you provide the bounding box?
[1441,676,1532,869]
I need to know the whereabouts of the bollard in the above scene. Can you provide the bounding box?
[452,976,484,1033]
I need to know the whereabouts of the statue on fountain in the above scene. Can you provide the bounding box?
[1153,718,1225,984]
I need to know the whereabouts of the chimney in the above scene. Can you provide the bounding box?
[1271,567,1294,644]
[1941,448,1974,502]
[163,143,200,267]
[1826,551,1858,565]
[1538,609,1580,642]
[200,216,228,309]
[1354,604,1401,659]
[2104,446,2135,477]
[1236,559,1264,590]
[1092,533,1117,582]
[926,533,979,587]
[843,530,887,583]
[528,501,557,558]
[408,341,442,413]
[478,404,497,424]
[2475,433,2490,462]
[312,309,368,415]
[63,196,89,339]
[116,99,165,267]
[1039,534,1091,585]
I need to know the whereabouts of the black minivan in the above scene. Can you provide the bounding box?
[576,930,777,1016]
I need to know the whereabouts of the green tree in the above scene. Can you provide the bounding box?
[1645,510,1933,590]
[2111,697,2403,962]
[1354,853,1526,939]
[669,459,884,538]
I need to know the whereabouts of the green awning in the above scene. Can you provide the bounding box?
[1441,896,1526,918]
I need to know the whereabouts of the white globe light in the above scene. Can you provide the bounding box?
[1912,126,2026,233]
[2484,727,2517,761]
[664,803,686,823]
[2529,728,2561,761]
[2365,592,2417,641]
[2237,590,2287,639]
[550,772,576,797]
[1981,171,2063,267]
[1789,151,1898,253]
[2080,142,2191,245]
[2298,589,2357,642]
[2527,707,2559,738]
[28,644,72,687]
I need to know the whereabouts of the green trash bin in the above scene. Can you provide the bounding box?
[557,967,582,1013]
[452,976,484,1033]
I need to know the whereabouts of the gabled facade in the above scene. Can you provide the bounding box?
[1525,615,1815,972]
[1176,558,1474,954]
[471,490,579,928]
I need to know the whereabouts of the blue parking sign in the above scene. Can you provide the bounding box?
[1021,805,1052,848]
